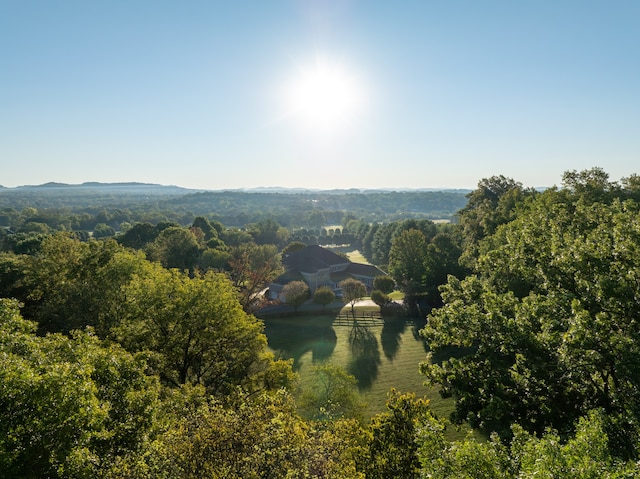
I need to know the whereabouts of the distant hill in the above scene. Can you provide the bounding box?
[3,182,472,195]
[13,181,193,193]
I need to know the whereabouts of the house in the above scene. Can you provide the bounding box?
[269,245,387,301]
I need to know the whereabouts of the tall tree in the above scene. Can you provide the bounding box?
[115,267,283,396]
[227,242,283,313]
[0,299,161,478]
[363,390,433,479]
[388,229,429,297]
[117,222,158,249]
[339,278,367,319]
[248,218,289,247]
[422,181,640,454]
[457,175,535,267]
[282,280,310,311]
[146,226,201,271]
[423,229,467,306]
[16,234,147,335]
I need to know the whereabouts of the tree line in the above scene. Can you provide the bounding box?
[0,186,468,234]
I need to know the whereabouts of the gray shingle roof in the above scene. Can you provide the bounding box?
[346,262,386,277]
[272,245,389,292]
[283,245,349,273]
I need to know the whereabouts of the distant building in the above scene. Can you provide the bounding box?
[269,245,387,301]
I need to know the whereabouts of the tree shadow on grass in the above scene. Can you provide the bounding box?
[264,318,337,371]
[380,319,406,361]
[411,317,430,353]
[347,320,381,390]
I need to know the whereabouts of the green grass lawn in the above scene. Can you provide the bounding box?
[265,247,478,440]
[345,249,369,264]
[388,290,404,300]
[263,313,478,441]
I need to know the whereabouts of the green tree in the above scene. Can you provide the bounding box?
[373,275,395,294]
[199,246,231,271]
[227,242,283,313]
[157,388,307,478]
[18,221,50,234]
[306,210,326,229]
[369,220,437,267]
[363,390,433,479]
[147,387,365,479]
[388,229,429,296]
[16,234,148,335]
[282,280,310,311]
[115,266,282,396]
[422,181,640,454]
[339,278,367,319]
[93,222,115,238]
[282,240,306,255]
[417,420,512,479]
[313,285,336,310]
[370,289,391,308]
[191,216,221,241]
[361,222,379,262]
[248,218,289,247]
[416,410,639,478]
[562,166,619,202]
[423,230,467,306]
[0,299,161,478]
[514,411,635,479]
[297,363,365,422]
[457,175,535,267]
[117,222,158,249]
[146,226,201,271]
[220,227,253,247]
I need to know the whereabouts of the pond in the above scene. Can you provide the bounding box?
[262,314,453,419]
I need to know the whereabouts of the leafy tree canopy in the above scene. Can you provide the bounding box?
[282,280,310,311]
[339,278,367,318]
[0,299,161,478]
[422,170,640,457]
[313,285,336,309]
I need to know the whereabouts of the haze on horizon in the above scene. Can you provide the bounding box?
[1,1,638,191]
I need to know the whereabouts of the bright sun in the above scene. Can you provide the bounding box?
[283,56,366,132]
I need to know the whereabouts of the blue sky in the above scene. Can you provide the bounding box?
[1,1,638,190]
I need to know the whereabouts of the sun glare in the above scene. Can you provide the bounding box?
[283,56,366,133]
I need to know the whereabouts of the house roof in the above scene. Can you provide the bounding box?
[271,245,389,294]
[330,271,352,283]
[283,245,349,273]
[346,262,387,278]
[271,269,305,286]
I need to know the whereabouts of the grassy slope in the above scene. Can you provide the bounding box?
[267,248,476,439]
[266,312,475,441]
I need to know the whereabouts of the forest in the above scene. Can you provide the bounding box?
[1,167,640,478]
[0,183,469,229]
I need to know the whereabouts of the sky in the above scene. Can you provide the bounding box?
[1,1,639,190]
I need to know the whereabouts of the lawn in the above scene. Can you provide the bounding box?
[345,249,369,264]
[263,313,478,441]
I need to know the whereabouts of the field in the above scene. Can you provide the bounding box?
[263,314,476,440]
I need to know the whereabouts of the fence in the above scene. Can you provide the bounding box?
[333,310,384,325]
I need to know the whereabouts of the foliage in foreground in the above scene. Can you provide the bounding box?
[0,298,161,478]
[423,168,640,457]
[2,302,638,479]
